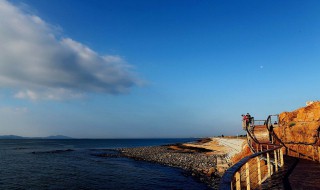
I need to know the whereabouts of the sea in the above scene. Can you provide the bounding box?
[0,139,210,190]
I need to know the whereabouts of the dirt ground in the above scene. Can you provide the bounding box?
[182,137,246,157]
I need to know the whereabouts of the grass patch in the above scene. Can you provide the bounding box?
[289,122,296,127]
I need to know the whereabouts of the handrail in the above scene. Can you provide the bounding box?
[266,115,286,147]
[220,114,319,189]
[253,119,267,125]
[245,123,259,144]
[245,120,274,153]
[219,146,283,190]
[220,115,285,190]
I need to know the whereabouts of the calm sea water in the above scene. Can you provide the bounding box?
[0,139,209,190]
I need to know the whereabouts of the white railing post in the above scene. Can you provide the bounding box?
[274,150,278,172]
[277,149,280,165]
[235,171,241,190]
[246,162,250,190]
[256,157,261,185]
[280,148,284,167]
[267,152,271,177]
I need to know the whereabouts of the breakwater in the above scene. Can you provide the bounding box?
[118,145,223,189]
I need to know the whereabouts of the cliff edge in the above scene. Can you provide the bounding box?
[274,102,320,160]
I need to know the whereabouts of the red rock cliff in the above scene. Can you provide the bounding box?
[274,102,320,160]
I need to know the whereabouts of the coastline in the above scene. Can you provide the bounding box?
[117,137,246,189]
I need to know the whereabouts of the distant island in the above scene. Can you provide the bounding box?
[0,135,73,139]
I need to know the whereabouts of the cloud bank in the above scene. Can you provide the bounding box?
[0,0,140,100]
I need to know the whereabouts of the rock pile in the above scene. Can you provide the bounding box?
[119,145,223,189]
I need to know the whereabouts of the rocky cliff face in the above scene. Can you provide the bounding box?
[274,102,320,160]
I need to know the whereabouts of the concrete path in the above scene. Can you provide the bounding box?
[260,156,320,190]
[215,138,245,159]
[289,158,320,190]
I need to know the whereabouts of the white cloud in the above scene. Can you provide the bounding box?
[14,88,84,100]
[0,0,141,100]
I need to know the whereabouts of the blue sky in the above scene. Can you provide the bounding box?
[1,0,320,138]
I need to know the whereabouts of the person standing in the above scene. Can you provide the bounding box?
[246,113,252,127]
[241,114,247,129]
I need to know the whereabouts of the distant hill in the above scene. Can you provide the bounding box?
[44,135,73,139]
[0,135,25,139]
[0,135,73,139]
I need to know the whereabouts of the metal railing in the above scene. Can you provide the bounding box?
[220,115,284,190]
[222,114,319,190]
[242,118,267,130]
[253,119,267,126]
[245,119,272,153]
[219,146,284,190]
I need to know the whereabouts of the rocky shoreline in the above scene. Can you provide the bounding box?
[118,144,225,189]
[92,137,246,189]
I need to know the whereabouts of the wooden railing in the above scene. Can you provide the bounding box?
[219,146,284,190]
